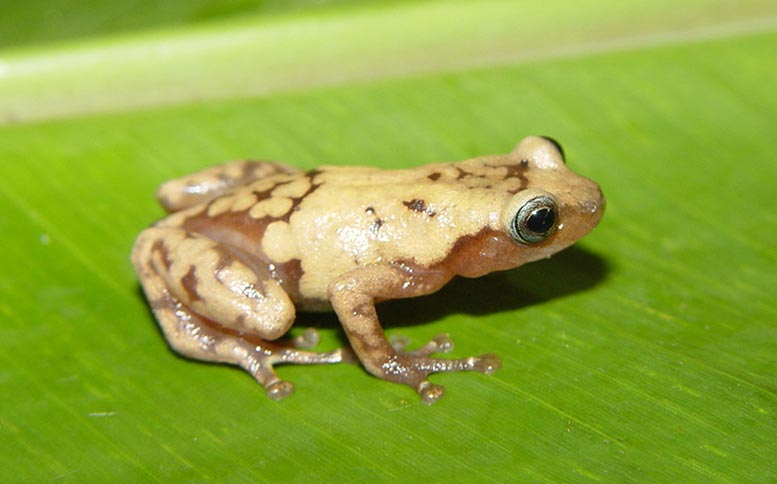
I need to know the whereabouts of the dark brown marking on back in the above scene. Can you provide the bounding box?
[455,167,471,180]
[370,218,384,234]
[505,161,529,193]
[181,208,276,281]
[255,178,294,203]
[365,205,384,233]
[505,161,528,179]
[428,172,442,181]
[151,240,173,270]
[181,265,203,302]
[252,187,275,200]
[283,171,323,221]
[403,198,436,217]
[403,199,426,212]
[305,168,324,179]
[240,160,259,180]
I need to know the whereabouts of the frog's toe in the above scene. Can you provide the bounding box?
[390,333,455,356]
[292,327,320,349]
[389,334,411,352]
[471,354,501,375]
[429,334,454,354]
[417,381,445,405]
[265,380,295,400]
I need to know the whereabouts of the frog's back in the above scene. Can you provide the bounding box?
[312,154,528,192]
[150,153,532,303]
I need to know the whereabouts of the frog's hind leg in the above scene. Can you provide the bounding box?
[157,160,300,212]
[144,290,351,400]
[132,227,349,400]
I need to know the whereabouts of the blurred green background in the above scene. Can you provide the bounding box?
[1,1,775,482]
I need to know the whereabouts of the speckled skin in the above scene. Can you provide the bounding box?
[132,136,604,404]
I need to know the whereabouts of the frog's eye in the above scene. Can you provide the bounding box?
[510,195,558,244]
[540,136,565,163]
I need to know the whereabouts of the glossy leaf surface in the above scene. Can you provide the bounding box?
[1,1,775,482]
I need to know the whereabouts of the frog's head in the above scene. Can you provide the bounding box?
[449,136,605,277]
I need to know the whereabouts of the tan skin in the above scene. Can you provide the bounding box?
[132,136,604,404]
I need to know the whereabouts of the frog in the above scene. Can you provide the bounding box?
[131,136,604,404]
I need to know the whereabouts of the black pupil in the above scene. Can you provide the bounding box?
[526,207,555,234]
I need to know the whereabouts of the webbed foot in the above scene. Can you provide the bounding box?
[378,351,501,405]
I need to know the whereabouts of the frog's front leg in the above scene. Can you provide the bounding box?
[132,227,350,399]
[328,265,501,404]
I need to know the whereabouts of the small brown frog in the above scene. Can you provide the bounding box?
[132,136,604,404]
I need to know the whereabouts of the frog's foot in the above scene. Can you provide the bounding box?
[329,264,502,404]
[234,337,353,400]
[140,287,353,401]
[292,327,320,349]
[286,327,357,363]
[379,352,502,405]
[385,334,472,403]
[389,333,454,356]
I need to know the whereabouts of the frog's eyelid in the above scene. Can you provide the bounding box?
[539,136,565,163]
[510,136,565,168]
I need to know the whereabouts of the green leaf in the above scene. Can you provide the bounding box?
[1,1,776,482]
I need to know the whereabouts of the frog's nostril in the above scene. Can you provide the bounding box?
[582,200,602,215]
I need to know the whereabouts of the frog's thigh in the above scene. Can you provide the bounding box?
[133,227,350,399]
[133,226,295,340]
[157,161,300,212]
[132,263,293,398]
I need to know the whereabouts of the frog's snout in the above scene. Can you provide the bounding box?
[560,179,604,243]
[580,183,605,231]
[585,185,605,217]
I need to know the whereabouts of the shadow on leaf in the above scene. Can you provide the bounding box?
[296,245,611,332]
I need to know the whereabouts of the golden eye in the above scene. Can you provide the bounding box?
[510,195,558,244]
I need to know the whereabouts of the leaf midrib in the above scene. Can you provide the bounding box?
[1,0,776,125]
